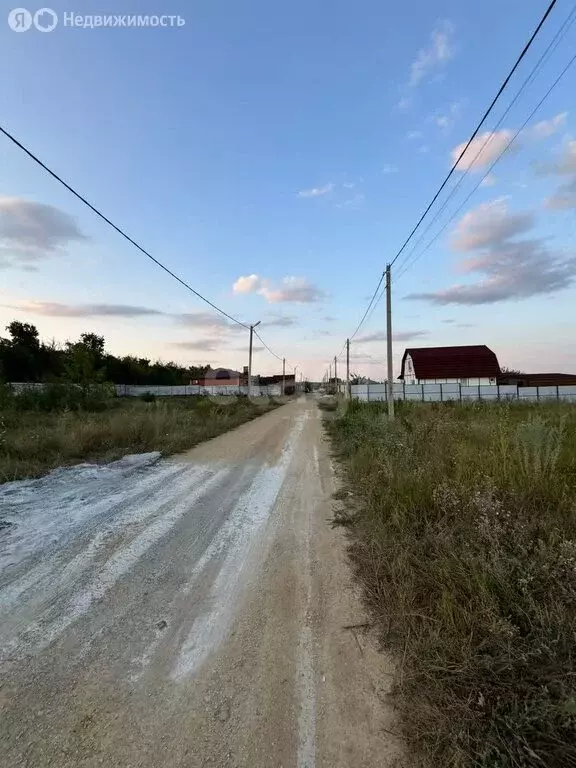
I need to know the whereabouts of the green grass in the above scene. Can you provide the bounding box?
[0,395,279,482]
[327,399,576,768]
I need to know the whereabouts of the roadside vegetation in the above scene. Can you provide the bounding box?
[0,384,278,482]
[327,399,576,768]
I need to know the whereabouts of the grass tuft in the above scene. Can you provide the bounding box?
[0,395,278,482]
[328,400,576,768]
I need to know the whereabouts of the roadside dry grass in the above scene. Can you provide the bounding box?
[0,396,279,482]
[327,399,576,768]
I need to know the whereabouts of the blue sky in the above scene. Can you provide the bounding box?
[1,0,575,379]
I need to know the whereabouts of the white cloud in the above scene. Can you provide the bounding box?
[538,140,576,176]
[356,330,429,343]
[545,178,576,210]
[0,197,87,269]
[172,339,220,352]
[409,20,455,87]
[406,199,576,304]
[298,183,334,198]
[336,192,365,209]
[531,112,567,139]
[430,100,463,133]
[262,313,297,327]
[480,173,497,187]
[396,96,413,112]
[233,274,261,294]
[451,130,516,172]
[178,311,244,334]
[382,164,398,174]
[537,141,576,210]
[407,130,423,140]
[5,300,165,318]
[232,274,324,303]
[451,199,533,252]
[342,181,356,189]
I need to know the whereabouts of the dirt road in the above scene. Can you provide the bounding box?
[0,398,400,768]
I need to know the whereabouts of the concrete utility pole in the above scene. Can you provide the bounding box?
[334,356,338,396]
[248,321,261,399]
[329,363,332,394]
[282,357,286,397]
[294,366,298,395]
[386,264,395,420]
[346,338,350,399]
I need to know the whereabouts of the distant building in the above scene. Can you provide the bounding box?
[258,373,295,387]
[191,368,246,387]
[498,372,576,387]
[399,345,501,385]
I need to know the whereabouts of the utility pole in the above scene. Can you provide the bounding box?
[329,362,332,394]
[294,365,298,395]
[334,356,338,396]
[248,321,261,399]
[346,338,350,399]
[386,265,395,420]
[282,357,285,397]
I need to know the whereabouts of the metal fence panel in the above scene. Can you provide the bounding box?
[479,385,499,400]
[460,385,480,400]
[518,387,539,401]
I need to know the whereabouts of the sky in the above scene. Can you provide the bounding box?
[1,0,575,380]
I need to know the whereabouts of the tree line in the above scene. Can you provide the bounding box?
[0,321,210,385]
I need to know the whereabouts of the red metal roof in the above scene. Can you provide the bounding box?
[399,345,501,380]
[498,372,576,386]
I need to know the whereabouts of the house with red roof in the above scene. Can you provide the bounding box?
[399,345,501,386]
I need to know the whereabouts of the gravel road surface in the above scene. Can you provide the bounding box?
[0,398,401,767]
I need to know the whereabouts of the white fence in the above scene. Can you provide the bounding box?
[351,382,576,403]
[8,382,282,398]
[115,384,282,397]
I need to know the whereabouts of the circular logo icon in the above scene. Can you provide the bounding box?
[33,7,57,32]
[8,7,32,31]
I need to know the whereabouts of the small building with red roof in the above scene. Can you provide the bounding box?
[399,345,501,386]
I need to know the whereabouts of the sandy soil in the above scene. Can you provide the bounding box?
[0,397,402,767]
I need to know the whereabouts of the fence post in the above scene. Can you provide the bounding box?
[478,384,481,402]
[440,383,443,402]
[536,386,540,402]
[421,383,424,402]
[557,385,560,402]
[459,384,462,403]
[497,384,500,401]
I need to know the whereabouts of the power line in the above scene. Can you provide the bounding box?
[339,0,559,346]
[0,124,250,331]
[349,271,385,341]
[394,2,576,277]
[0,123,299,371]
[355,16,576,323]
[389,0,558,268]
[253,330,284,362]
[395,48,576,284]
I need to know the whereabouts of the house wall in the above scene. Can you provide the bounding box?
[418,376,496,385]
[404,353,416,384]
